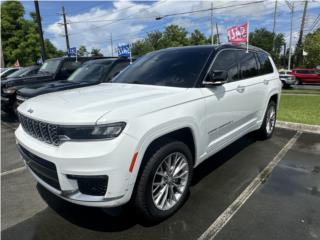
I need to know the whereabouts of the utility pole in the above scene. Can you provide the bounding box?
[34,0,46,61]
[215,22,220,44]
[296,0,308,65]
[61,6,70,53]
[110,33,113,57]
[210,2,213,45]
[286,1,294,70]
[283,43,286,67]
[272,0,278,51]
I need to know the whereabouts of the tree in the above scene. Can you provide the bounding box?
[161,25,189,47]
[250,28,285,65]
[302,28,320,68]
[131,40,153,56]
[132,25,191,56]
[189,29,208,45]
[91,48,103,57]
[78,45,88,57]
[1,1,63,66]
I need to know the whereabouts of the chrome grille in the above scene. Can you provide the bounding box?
[19,114,60,146]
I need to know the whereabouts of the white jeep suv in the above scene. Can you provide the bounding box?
[16,45,281,221]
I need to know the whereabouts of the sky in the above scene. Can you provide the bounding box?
[21,0,320,56]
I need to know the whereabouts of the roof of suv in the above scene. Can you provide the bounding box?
[158,44,269,55]
[84,57,132,65]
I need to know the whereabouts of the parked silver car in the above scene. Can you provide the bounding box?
[279,70,297,88]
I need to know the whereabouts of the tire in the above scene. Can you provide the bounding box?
[297,78,303,85]
[133,139,193,222]
[256,101,277,140]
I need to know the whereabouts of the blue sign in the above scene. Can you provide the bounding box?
[117,43,131,58]
[37,58,43,65]
[68,47,77,57]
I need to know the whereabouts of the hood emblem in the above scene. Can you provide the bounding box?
[27,108,34,114]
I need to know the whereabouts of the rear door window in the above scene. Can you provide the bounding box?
[257,53,273,74]
[239,51,259,79]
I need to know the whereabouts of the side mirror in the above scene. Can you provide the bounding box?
[203,70,228,86]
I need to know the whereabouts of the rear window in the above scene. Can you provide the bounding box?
[296,70,315,74]
[257,53,273,74]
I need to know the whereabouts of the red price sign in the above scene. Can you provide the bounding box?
[227,23,248,43]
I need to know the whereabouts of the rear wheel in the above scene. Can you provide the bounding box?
[133,139,193,221]
[256,101,277,140]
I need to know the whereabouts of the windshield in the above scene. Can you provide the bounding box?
[67,62,112,83]
[39,59,61,74]
[6,67,30,78]
[112,48,212,88]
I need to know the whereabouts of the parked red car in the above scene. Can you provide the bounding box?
[291,68,320,84]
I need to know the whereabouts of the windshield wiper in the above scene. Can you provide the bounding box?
[131,80,143,84]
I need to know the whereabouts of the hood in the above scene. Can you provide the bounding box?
[17,80,76,98]
[18,83,194,125]
[2,73,53,87]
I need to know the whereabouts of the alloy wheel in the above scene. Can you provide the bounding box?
[151,152,189,211]
[266,105,276,135]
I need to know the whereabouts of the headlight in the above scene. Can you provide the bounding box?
[3,87,16,94]
[58,122,126,141]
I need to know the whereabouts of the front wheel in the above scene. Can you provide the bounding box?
[256,101,277,140]
[133,139,193,222]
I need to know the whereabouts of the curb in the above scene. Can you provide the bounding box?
[276,120,320,134]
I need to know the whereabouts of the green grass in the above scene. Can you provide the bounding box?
[282,89,320,95]
[278,94,320,125]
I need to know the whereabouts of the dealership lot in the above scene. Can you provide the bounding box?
[1,112,319,240]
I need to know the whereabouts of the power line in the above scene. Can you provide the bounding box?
[155,1,264,20]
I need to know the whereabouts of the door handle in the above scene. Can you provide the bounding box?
[236,85,245,93]
[263,79,269,85]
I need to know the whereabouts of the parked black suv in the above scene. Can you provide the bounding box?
[17,58,132,106]
[1,57,92,114]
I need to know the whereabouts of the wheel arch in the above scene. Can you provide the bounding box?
[127,124,198,201]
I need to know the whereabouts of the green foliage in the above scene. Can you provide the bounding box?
[302,28,320,68]
[91,48,103,57]
[161,25,189,47]
[78,45,88,57]
[249,28,285,65]
[190,29,209,45]
[1,1,64,66]
[132,25,204,56]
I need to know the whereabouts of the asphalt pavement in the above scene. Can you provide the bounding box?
[1,112,319,240]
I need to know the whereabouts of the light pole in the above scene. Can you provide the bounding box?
[286,1,294,70]
[211,2,213,45]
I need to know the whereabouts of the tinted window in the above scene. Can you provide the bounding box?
[105,61,130,82]
[6,68,29,78]
[68,62,112,83]
[211,50,239,82]
[239,52,259,79]
[112,48,212,88]
[62,61,81,72]
[296,70,315,74]
[257,53,273,74]
[39,59,61,74]
[2,69,18,78]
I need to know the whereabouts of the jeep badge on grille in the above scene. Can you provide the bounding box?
[27,108,34,114]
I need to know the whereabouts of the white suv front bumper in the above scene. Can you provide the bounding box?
[15,125,138,207]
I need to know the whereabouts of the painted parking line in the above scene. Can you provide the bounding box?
[198,131,302,240]
[1,166,26,177]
